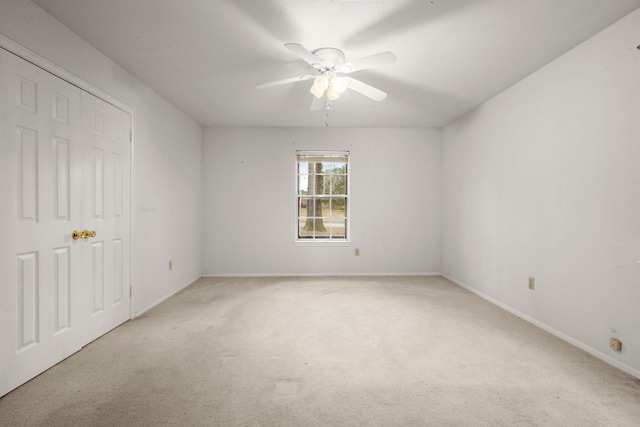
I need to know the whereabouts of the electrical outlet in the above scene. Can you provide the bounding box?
[610,338,622,352]
[354,248,360,256]
[169,260,173,270]
[528,277,535,290]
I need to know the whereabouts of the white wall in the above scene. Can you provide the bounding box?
[441,9,640,377]
[0,0,203,315]
[202,127,441,276]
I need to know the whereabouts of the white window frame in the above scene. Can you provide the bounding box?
[295,150,350,246]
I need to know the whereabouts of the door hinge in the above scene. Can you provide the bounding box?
[129,286,132,298]
[130,131,133,142]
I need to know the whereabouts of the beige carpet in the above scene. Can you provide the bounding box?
[1,276,639,426]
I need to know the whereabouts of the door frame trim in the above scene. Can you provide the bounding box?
[0,34,136,319]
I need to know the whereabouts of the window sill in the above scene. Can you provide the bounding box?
[294,239,351,247]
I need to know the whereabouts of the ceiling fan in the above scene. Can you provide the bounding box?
[256,43,397,111]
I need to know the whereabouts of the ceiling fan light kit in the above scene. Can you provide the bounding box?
[257,43,396,124]
[312,75,350,100]
[310,75,328,98]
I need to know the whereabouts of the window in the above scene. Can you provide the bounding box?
[296,151,349,241]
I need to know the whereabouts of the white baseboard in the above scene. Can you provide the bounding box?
[133,274,202,317]
[201,272,441,278]
[442,274,640,380]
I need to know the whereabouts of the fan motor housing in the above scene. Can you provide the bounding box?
[312,47,346,68]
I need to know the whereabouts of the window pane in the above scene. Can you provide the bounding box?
[298,197,306,217]
[298,217,328,238]
[328,174,346,195]
[318,197,330,214]
[326,218,346,238]
[307,167,324,195]
[330,198,347,217]
[304,198,316,216]
[298,219,311,237]
[298,173,308,195]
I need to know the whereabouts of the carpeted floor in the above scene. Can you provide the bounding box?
[0,275,639,426]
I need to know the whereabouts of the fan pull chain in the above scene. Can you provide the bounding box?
[324,97,332,127]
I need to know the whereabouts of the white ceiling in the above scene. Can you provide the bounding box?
[32,0,640,128]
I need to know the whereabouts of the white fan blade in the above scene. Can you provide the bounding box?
[284,43,323,68]
[310,95,324,111]
[256,74,313,89]
[347,78,388,101]
[338,51,396,73]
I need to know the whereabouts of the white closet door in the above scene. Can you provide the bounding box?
[0,48,132,397]
[0,48,83,396]
[80,91,131,345]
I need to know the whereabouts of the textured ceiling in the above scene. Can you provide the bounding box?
[32,0,640,128]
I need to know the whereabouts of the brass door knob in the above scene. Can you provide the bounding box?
[72,230,97,240]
